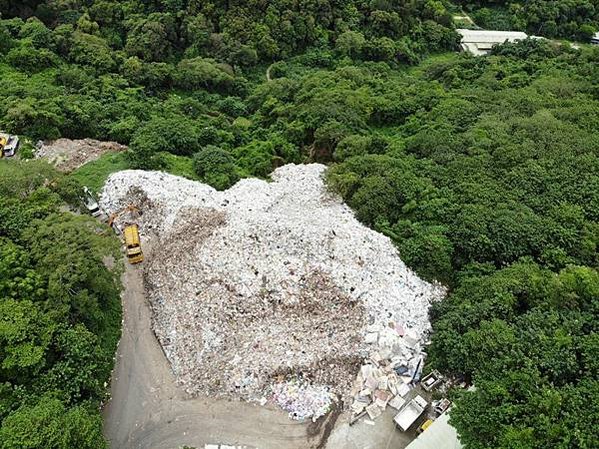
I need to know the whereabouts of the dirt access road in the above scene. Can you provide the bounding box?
[103,263,412,449]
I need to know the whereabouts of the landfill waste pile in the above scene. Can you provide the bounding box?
[35,138,126,172]
[101,164,445,420]
[272,381,335,421]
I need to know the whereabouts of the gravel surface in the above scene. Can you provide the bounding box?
[100,164,445,420]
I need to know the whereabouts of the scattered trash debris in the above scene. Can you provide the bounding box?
[100,164,446,420]
[433,398,451,416]
[421,370,442,392]
[272,381,334,421]
[35,138,126,172]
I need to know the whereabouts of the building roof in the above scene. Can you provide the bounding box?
[456,29,529,55]
[405,412,462,449]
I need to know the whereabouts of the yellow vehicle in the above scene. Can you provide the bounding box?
[417,418,434,434]
[0,135,6,157]
[124,224,143,264]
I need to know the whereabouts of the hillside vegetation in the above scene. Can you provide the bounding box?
[461,0,599,40]
[1,1,598,448]
[0,161,121,449]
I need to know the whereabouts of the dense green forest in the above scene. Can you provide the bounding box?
[1,1,598,448]
[0,161,121,448]
[462,0,599,40]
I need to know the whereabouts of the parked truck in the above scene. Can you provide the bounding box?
[124,224,144,264]
[83,186,108,221]
[393,395,428,431]
[0,133,19,157]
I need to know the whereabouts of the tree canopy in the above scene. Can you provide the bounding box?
[0,160,121,448]
[1,1,599,448]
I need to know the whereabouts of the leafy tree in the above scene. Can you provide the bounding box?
[335,31,365,59]
[0,397,106,449]
[69,32,115,73]
[193,145,240,190]
[3,98,63,140]
[125,14,175,62]
[6,43,58,72]
[174,57,236,92]
[0,299,53,381]
[19,17,54,49]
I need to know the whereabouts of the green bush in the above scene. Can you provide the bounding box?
[193,146,240,190]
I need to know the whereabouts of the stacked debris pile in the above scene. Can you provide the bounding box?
[35,138,126,172]
[349,322,423,422]
[101,164,445,420]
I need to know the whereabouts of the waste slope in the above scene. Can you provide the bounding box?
[101,164,445,419]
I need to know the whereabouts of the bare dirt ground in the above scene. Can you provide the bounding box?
[36,138,126,172]
[103,262,414,449]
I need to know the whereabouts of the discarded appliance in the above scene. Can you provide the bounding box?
[421,370,442,392]
[393,395,428,431]
[434,398,451,416]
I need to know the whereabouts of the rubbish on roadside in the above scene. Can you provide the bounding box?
[388,395,406,411]
[411,357,424,384]
[365,403,382,420]
[397,383,411,397]
[433,398,451,415]
[271,381,334,421]
[374,390,392,410]
[351,400,367,414]
[35,138,126,172]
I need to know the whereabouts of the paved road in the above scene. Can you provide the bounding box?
[103,264,411,449]
[102,265,316,449]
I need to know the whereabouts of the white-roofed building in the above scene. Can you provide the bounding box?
[457,29,529,56]
[591,32,599,45]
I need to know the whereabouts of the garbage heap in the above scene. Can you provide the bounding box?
[101,164,445,421]
[349,324,424,422]
[35,138,127,172]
